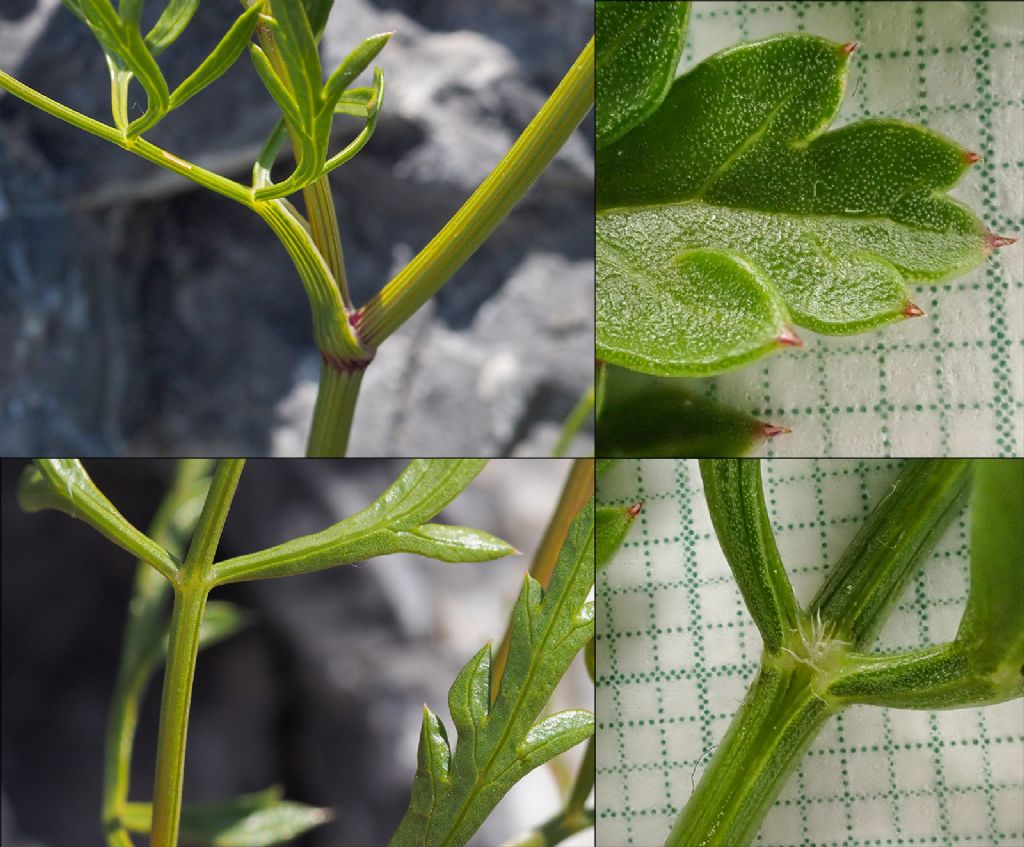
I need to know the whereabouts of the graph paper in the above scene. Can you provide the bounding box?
[596,459,1024,847]
[676,1,1024,457]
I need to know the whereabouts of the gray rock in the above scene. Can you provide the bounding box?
[0,0,594,455]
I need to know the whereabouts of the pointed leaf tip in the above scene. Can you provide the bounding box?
[776,326,803,348]
[986,232,1018,250]
[903,302,926,318]
[627,500,644,518]
[964,150,983,165]
[840,41,858,54]
[761,424,792,438]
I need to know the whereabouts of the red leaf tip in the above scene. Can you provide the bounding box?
[776,326,803,348]
[840,41,858,54]
[903,302,925,318]
[761,424,792,439]
[964,150,983,165]
[986,232,1018,250]
[626,500,644,518]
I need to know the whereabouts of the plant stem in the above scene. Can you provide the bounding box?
[666,663,832,847]
[307,362,365,457]
[149,587,209,847]
[0,69,253,207]
[491,458,594,700]
[500,735,595,847]
[358,37,595,346]
[150,460,243,847]
[552,385,594,457]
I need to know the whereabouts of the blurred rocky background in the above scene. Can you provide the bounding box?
[1,458,594,846]
[0,0,594,456]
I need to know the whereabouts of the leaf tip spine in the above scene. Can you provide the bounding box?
[776,326,803,348]
[626,500,644,519]
[964,150,983,165]
[840,40,858,55]
[761,424,792,439]
[985,232,1018,251]
[903,302,926,318]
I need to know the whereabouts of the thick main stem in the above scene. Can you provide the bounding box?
[149,586,209,847]
[358,38,595,346]
[666,663,834,847]
[307,362,365,456]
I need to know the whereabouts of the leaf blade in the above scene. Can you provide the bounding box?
[597,32,989,377]
[595,0,689,148]
[210,460,507,585]
[169,4,262,110]
[388,500,595,847]
[18,459,179,583]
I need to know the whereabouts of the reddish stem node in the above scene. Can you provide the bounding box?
[626,500,644,519]
[320,350,373,373]
[840,41,858,54]
[903,302,925,318]
[986,232,1018,251]
[776,326,803,348]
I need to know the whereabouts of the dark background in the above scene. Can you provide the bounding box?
[0,458,592,846]
[0,0,594,456]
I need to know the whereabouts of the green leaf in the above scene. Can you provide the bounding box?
[267,0,321,125]
[597,33,990,378]
[596,504,639,574]
[699,460,800,654]
[75,0,171,136]
[249,44,305,131]
[18,459,179,583]
[169,4,262,110]
[322,31,391,110]
[388,501,595,847]
[333,85,374,118]
[211,459,511,585]
[303,0,335,40]
[117,0,143,27]
[596,365,779,456]
[595,0,689,149]
[322,67,383,176]
[393,524,516,563]
[145,0,199,55]
[121,787,332,846]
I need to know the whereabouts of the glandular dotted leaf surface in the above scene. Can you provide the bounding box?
[597,32,989,377]
[595,0,689,149]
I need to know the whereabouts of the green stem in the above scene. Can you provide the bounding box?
[150,460,243,847]
[812,459,973,646]
[149,587,209,847]
[251,16,353,310]
[358,37,595,346]
[102,461,214,847]
[255,199,367,360]
[552,385,594,457]
[0,68,253,207]
[666,663,833,847]
[307,362,364,456]
[565,736,595,817]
